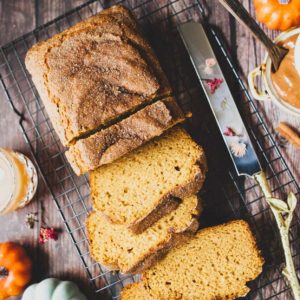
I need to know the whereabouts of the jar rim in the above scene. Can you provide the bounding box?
[0,148,17,212]
[263,29,300,116]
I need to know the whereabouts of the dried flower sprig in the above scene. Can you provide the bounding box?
[25,212,38,229]
[39,227,59,245]
[255,172,300,300]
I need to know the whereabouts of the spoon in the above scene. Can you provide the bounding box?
[218,0,288,72]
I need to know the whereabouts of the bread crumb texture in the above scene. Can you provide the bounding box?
[143,220,264,300]
[90,126,207,226]
[121,282,155,300]
[87,195,201,273]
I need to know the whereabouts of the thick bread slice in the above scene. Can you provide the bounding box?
[66,97,184,175]
[87,195,201,274]
[143,220,264,300]
[90,127,207,233]
[121,283,155,300]
[25,5,171,146]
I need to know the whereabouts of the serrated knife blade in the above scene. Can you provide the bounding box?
[178,21,261,177]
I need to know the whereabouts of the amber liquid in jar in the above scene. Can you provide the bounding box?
[0,148,38,215]
[271,33,300,109]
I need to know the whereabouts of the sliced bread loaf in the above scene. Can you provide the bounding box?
[25,5,171,146]
[121,283,155,300]
[66,97,184,175]
[87,195,201,274]
[90,127,207,233]
[143,220,264,300]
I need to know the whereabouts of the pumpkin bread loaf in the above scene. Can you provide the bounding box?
[66,97,184,175]
[143,220,264,300]
[90,127,207,233]
[87,195,201,274]
[121,283,155,300]
[25,5,171,146]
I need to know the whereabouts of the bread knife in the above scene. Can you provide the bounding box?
[178,21,300,299]
[178,21,261,178]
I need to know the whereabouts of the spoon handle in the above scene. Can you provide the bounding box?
[218,0,286,71]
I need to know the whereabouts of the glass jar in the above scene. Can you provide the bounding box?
[248,27,300,116]
[0,148,38,215]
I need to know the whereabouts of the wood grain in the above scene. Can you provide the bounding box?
[0,1,299,300]
[0,3,37,300]
[0,2,96,299]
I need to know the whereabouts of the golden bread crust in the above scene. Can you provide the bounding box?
[65,97,184,175]
[25,5,171,146]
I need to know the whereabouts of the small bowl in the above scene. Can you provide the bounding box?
[248,27,300,116]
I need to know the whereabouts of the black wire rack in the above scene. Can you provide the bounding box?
[0,0,300,299]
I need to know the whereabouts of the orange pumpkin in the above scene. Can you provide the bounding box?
[254,0,300,31]
[0,242,32,300]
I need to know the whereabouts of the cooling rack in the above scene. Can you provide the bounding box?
[0,0,300,299]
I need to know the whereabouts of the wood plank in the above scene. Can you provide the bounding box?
[36,0,87,25]
[0,0,35,153]
[208,0,233,52]
[0,0,35,45]
[0,2,38,300]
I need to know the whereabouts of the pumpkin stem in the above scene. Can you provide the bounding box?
[0,267,8,278]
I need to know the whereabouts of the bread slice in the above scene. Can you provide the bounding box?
[87,195,201,274]
[121,283,155,300]
[143,220,264,300]
[65,97,184,175]
[25,5,171,146]
[90,127,207,233]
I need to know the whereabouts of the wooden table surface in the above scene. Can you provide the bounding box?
[0,1,299,299]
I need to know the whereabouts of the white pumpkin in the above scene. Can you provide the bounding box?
[22,278,87,300]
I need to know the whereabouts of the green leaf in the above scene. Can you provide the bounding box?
[287,193,297,212]
[268,198,289,212]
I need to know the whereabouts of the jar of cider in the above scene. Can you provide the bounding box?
[0,148,38,215]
